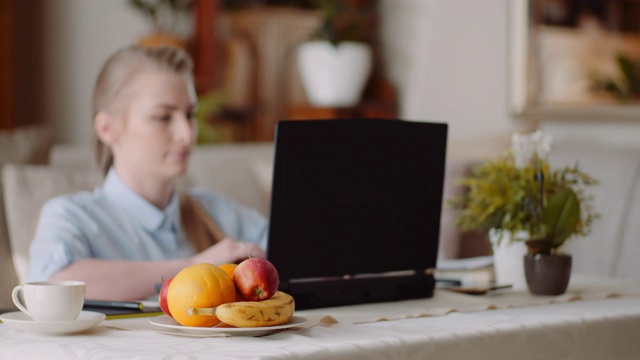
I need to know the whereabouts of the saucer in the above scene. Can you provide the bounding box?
[0,310,105,335]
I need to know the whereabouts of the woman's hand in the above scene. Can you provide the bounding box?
[189,238,266,265]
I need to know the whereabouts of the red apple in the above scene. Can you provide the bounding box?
[233,258,280,301]
[158,276,174,317]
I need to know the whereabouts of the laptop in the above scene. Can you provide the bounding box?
[266,119,448,309]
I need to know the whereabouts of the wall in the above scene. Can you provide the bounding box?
[39,0,147,144]
[380,0,530,145]
[540,120,640,146]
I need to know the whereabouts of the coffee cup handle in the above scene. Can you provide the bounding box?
[11,285,31,317]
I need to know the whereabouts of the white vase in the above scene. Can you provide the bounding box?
[489,229,528,291]
[297,41,372,108]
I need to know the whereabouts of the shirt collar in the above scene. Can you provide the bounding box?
[102,168,180,232]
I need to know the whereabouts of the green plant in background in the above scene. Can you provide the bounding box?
[195,90,226,144]
[214,1,380,59]
[128,0,194,34]
[590,53,640,101]
[449,131,599,255]
[308,0,378,46]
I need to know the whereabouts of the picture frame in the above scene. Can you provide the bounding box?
[509,0,640,121]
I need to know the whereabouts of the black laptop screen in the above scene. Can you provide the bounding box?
[267,119,448,284]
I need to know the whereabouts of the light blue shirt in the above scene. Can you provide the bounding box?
[28,169,268,282]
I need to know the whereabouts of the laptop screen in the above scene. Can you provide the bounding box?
[267,119,448,288]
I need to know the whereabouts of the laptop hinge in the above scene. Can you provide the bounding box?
[280,272,434,310]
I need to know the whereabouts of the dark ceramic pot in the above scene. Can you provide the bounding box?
[524,254,572,296]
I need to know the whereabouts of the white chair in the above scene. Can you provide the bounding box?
[0,125,52,309]
[2,164,101,284]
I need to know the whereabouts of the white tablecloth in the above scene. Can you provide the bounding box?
[2,276,640,360]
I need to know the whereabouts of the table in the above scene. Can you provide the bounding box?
[2,276,640,360]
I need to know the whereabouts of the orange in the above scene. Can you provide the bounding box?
[167,263,236,327]
[218,263,245,301]
[219,263,237,279]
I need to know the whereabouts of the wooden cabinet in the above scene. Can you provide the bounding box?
[0,0,15,130]
[192,3,397,141]
[0,0,46,130]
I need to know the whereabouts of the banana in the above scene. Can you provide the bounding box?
[215,291,295,328]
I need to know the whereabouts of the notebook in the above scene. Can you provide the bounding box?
[266,119,448,309]
[83,300,163,319]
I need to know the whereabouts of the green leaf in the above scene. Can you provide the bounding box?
[617,54,636,85]
[542,188,580,248]
[195,90,226,144]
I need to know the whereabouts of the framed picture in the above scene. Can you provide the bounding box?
[509,0,640,120]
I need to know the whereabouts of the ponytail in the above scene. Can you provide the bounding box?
[179,193,226,252]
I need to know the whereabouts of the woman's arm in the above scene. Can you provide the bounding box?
[50,258,189,301]
[49,238,264,301]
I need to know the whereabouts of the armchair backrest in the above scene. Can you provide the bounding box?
[0,125,51,309]
[2,164,102,284]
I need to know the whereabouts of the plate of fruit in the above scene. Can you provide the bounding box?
[150,258,306,337]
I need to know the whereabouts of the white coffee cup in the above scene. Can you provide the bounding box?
[12,281,86,321]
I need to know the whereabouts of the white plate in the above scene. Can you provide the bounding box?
[0,310,105,335]
[149,315,308,337]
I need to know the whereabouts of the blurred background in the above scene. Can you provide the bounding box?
[2,0,640,148]
[1,0,526,146]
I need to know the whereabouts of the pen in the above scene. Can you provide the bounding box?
[84,299,144,310]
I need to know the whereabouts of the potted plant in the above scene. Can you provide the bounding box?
[590,53,640,102]
[128,0,194,49]
[450,131,599,294]
[297,0,378,107]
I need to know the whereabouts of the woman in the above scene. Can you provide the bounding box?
[28,45,267,301]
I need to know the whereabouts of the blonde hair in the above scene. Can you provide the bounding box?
[92,45,194,176]
[92,45,224,251]
[179,194,226,252]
